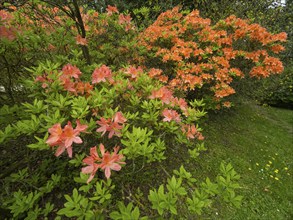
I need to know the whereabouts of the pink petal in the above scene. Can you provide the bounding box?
[67,146,73,158]
[90,147,101,161]
[108,130,114,138]
[64,139,73,148]
[105,167,111,179]
[83,156,95,165]
[46,136,60,146]
[87,173,95,184]
[99,144,105,156]
[82,165,94,174]
[76,120,88,133]
[110,163,122,171]
[73,136,82,144]
[55,145,66,157]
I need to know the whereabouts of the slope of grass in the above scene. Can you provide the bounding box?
[196,100,293,219]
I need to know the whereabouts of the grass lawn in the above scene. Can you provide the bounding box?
[195,100,293,219]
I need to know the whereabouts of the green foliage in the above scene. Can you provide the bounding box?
[4,174,60,219]
[148,184,178,216]
[57,189,94,219]
[148,163,242,217]
[110,202,146,220]
[261,65,293,108]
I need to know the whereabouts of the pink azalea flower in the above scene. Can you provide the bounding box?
[81,146,102,183]
[125,66,143,79]
[92,65,113,84]
[96,117,112,136]
[99,145,125,179]
[118,14,132,26]
[62,64,82,79]
[62,121,83,148]
[82,144,125,183]
[46,123,63,146]
[108,122,123,138]
[59,76,76,93]
[162,109,181,122]
[46,121,88,158]
[113,112,127,124]
[96,112,127,138]
[149,87,174,104]
[171,97,188,111]
[76,119,88,133]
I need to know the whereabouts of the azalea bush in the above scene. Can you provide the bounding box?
[0,2,287,219]
[138,7,287,109]
[0,61,242,218]
[0,2,138,104]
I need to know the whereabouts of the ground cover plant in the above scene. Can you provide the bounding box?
[0,1,290,219]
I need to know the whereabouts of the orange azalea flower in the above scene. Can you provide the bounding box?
[272,32,287,42]
[214,86,235,98]
[76,34,88,46]
[158,75,168,83]
[82,144,125,182]
[148,68,163,78]
[249,66,269,78]
[263,56,284,74]
[229,68,244,78]
[93,12,99,18]
[74,82,93,96]
[270,45,285,54]
[83,82,93,95]
[223,101,232,108]
[181,124,204,140]
[75,82,85,95]
[106,5,119,16]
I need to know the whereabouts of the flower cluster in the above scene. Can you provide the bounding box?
[139,7,287,108]
[81,144,125,183]
[96,112,127,138]
[0,10,16,40]
[92,65,114,84]
[35,64,93,96]
[46,120,88,158]
[149,86,204,140]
